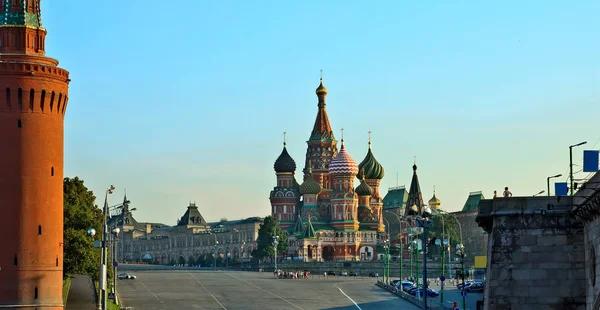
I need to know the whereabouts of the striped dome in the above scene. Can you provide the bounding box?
[329,144,359,176]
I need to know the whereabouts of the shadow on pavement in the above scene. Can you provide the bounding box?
[66,274,97,310]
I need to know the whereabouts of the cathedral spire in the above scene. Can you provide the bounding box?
[405,160,424,216]
[310,74,334,141]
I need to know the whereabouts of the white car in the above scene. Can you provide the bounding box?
[117,273,136,280]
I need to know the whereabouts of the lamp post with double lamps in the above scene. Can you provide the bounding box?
[111,227,120,306]
[569,141,587,195]
[384,210,406,280]
[408,204,433,310]
[98,185,115,310]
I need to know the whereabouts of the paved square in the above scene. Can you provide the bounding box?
[117,271,421,310]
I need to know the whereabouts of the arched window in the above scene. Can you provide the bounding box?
[17,119,21,128]
[38,225,42,235]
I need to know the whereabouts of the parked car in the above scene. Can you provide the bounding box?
[339,271,348,276]
[349,271,357,277]
[466,282,485,293]
[457,282,473,290]
[369,271,379,277]
[117,272,136,280]
[327,271,336,276]
[411,288,440,298]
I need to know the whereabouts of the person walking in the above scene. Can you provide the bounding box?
[503,187,513,197]
[493,190,498,198]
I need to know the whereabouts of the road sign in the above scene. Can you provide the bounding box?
[461,290,467,297]
[113,261,118,267]
[439,276,446,282]
[382,264,386,268]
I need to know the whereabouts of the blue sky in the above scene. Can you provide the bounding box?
[44,1,599,224]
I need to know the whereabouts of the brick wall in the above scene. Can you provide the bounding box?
[584,215,600,309]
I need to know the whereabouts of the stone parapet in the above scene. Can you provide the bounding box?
[477,196,586,310]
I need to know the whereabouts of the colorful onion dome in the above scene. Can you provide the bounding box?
[299,166,322,195]
[329,143,359,176]
[316,78,328,96]
[274,144,296,173]
[355,176,374,197]
[358,143,385,180]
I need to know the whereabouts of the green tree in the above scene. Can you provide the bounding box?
[63,177,104,279]
[251,216,288,259]
[428,213,461,247]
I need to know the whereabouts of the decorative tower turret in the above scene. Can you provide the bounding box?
[357,132,385,232]
[428,186,441,211]
[304,75,338,219]
[356,171,376,230]
[405,160,425,217]
[0,1,71,308]
[328,130,359,231]
[270,137,300,230]
[299,161,323,224]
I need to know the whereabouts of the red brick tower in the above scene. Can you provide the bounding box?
[0,1,70,309]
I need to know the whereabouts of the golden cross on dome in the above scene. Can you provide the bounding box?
[341,128,345,143]
[320,69,323,80]
[283,131,287,146]
[368,131,372,147]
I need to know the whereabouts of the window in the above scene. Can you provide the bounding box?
[50,166,54,176]
[38,225,42,235]
[14,255,17,266]
[17,119,21,128]
[34,287,38,299]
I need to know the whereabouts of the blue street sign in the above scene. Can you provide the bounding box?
[584,150,600,172]
[382,264,386,268]
[113,261,118,267]
[555,182,568,196]
[461,290,467,297]
[439,276,446,282]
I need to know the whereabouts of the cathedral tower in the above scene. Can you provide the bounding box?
[0,1,70,309]
[357,134,385,232]
[328,134,359,231]
[270,140,300,230]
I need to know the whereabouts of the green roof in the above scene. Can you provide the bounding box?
[383,186,408,210]
[462,191,485,212]
[303,219,317,238]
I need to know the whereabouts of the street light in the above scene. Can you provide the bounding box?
[272,235,279,273]
[384,210,405,281]
[99,185,115,310]
[533,190,545,196]
[411,205,433,310]
[547,174,562,196]
[111,227,120,306]
[456,243,467,310]
[570,141,587,195]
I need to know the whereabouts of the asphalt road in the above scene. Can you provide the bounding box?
[117,271,421,310]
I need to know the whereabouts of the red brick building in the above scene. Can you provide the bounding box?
[0,1,70,308]
[270,78,386,261]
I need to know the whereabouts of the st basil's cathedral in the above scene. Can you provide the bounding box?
[270,78,386,261]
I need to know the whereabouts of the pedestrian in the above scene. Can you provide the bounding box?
[493,190,498,198]
[503,187,512,197]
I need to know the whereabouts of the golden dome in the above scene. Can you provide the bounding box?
[428,188,441,209]
[316,78,328,96]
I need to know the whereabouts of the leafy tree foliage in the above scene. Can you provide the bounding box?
[428,212,461,248]
[251,216,288,259]
[63,177,104,279]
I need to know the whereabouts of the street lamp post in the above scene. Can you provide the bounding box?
[570,141,587,196]
[272,235,279,273]
[99,185,115,310]
[384,210,405,280]
[415,207,432,310]
[547,174,563,196]
[111,227,120,306]
[456,243,467,310]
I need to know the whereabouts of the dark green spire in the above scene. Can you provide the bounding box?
[293,215,304,235]
[1,1,43,28]
[303,219,317,239]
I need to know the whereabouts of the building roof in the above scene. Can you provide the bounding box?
[274,144,296,173]
[303,219,317,239]
[383,186,408,210]
[329,143,359,176]
[405,164,424,215]
[462,191,486,212]
[357,143,385,180]
[177,202,208,226]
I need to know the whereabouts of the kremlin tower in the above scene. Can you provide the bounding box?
[270,77,386,261]
[0,1,70,308]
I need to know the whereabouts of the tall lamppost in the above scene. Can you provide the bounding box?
[570,141,587,195]
[111,227,120,306]
[456,243,467,310]
[99,185,115,310]
[547,174,562,196]
[408,243,414,280]
[435,238,449,306]
[272,235,279,273]
[408,204,432,309]
[382,239,390,284]
[412,239,419,288]
[384,210,406,280]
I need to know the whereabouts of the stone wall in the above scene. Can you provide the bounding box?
[583,215,600,309]
[477,196,586,310]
